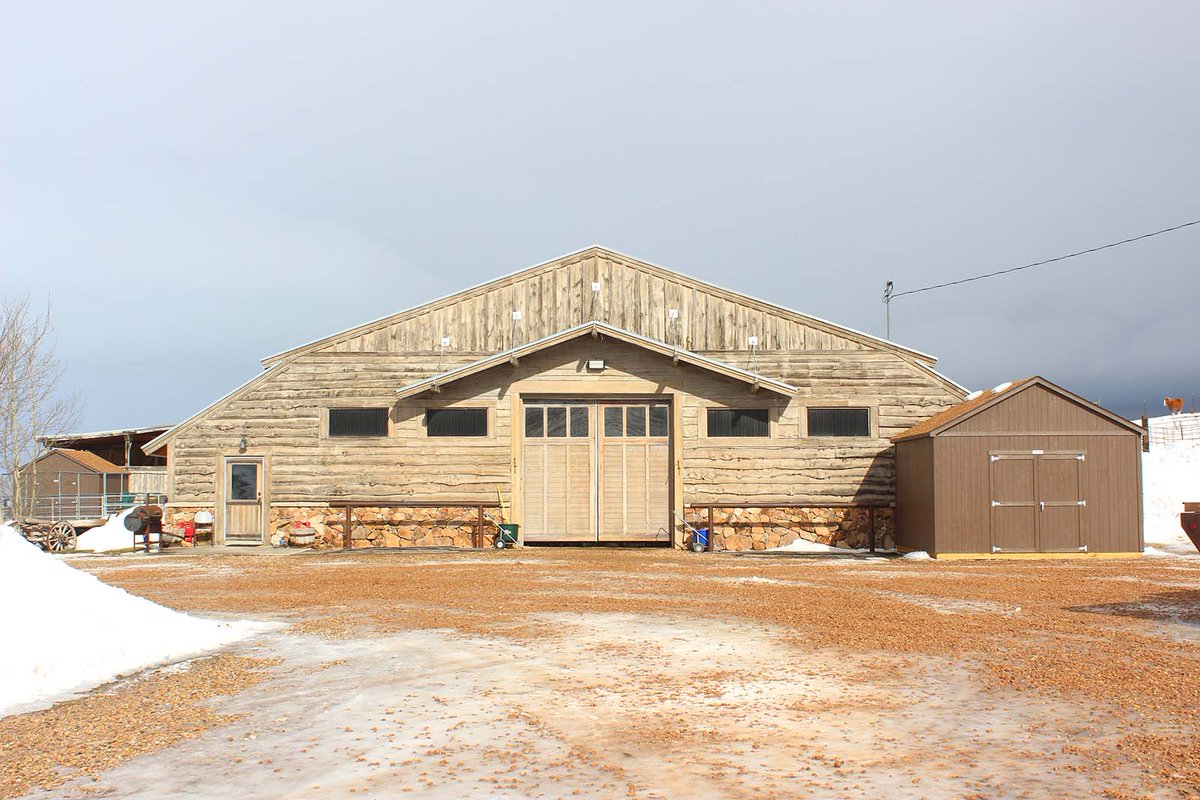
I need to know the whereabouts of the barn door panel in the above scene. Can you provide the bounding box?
[989,454,1037,553]
[522,403,595,542]
[1037,454,1084,552]
[598,403,670,542]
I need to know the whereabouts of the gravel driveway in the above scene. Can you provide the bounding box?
[4,548,1200,798]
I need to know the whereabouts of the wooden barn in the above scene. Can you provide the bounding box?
[144,247,965,549]
[893,377,1144,558]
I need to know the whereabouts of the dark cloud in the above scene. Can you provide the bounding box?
[3,1,1197,426]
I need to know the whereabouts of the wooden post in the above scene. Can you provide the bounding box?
[343,505,352,549]
[868,507,876,553]
[707,506,715,552]
[476,504,484,548]
[1141,414,1150,453]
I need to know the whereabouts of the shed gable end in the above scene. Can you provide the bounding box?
[950,384,1135,435]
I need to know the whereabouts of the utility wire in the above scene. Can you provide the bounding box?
[891,218,1200,299]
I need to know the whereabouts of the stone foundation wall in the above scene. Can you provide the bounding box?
[683,506,894,552]
[162,505,211,547]
[164,503,890,552]
[269,506,495,549]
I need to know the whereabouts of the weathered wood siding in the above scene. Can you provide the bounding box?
[168,335,960,506]
[264,250,908,363]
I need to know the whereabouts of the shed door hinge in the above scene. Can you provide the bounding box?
[991,545,1001,554]
[1076,454,1086,461]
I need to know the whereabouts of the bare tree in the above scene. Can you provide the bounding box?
[0,296,80,520]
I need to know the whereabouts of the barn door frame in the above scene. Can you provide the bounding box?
[988,449,1086,554]
[217,453,269,546]
[511,385,681,547]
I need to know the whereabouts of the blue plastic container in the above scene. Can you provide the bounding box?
[691,527,709,552]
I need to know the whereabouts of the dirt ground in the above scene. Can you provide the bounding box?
[4,547,1200,799]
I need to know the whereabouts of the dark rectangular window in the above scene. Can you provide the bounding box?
[525,407,544,437]
[329,407,389,437]
[807,407,870,437]
[626,406,646,436]
[570,406,589,437]
[707,408,769,437]
[649,406,669,437]
[546,406,567,437]
[604,406,623,437]
[229,462,258,500]
[426,408,488,437]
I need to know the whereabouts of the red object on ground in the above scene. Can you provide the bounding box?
[180,521,196,543]
[1182,503,1200,553]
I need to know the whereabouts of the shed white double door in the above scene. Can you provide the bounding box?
[522,400,671,543]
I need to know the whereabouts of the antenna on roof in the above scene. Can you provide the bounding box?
[882,281,894,339]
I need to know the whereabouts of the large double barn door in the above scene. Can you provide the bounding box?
[522,400,671,543]
[989,451,1085,553]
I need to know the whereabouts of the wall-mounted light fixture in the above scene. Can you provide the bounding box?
[587,359,605,371]
[238,436,248,453]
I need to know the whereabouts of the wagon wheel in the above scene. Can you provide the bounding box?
[47,521,77,552]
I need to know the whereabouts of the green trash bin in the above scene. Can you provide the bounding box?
[496,523,519,549]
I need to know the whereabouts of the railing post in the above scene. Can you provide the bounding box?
[707,506,714,552]
[476,504,484,548]
[343,505,352,549]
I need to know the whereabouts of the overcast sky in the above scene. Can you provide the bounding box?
[2,1,1197,430]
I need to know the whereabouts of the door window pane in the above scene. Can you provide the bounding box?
[570,406,589,437]
[604,407,624,437]
[230,463,258,500]
[525,407,544,437]
[649,406,669,437]
[546,407,567,437]
[626,406,646,437]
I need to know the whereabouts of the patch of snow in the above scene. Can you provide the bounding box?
[0,524,270,717]
[964,390,983,401]
[767,538,868,554]
[990,381,1013,394]
[75,508,148,553]
[1142,438,1200,547]
[901,551,934,561]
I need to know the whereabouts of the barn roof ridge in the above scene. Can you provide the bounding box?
[259,245,942,368]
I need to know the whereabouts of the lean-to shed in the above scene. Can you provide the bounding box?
[892,377,1143,558]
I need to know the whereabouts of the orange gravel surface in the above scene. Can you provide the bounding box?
[4,548,1200,799]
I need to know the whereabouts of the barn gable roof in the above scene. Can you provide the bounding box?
[31,448,126,474]
[891,376,1143,441]
[260,245,941,368]
[394,321,799,399]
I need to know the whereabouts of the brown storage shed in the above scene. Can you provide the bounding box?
[893,377,1144,558]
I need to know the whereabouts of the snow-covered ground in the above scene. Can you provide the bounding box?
[1142,438,1200,548]
[0,525,269,717]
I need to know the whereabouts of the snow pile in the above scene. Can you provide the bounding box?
[1142,439,1200,547]
[76,508,142,553]
[0,524,267,716]
[901,551,934,561]
[768,538,871,555]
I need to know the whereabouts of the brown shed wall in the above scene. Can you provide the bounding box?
[894,437,936,553]
[933,434,1141,553]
